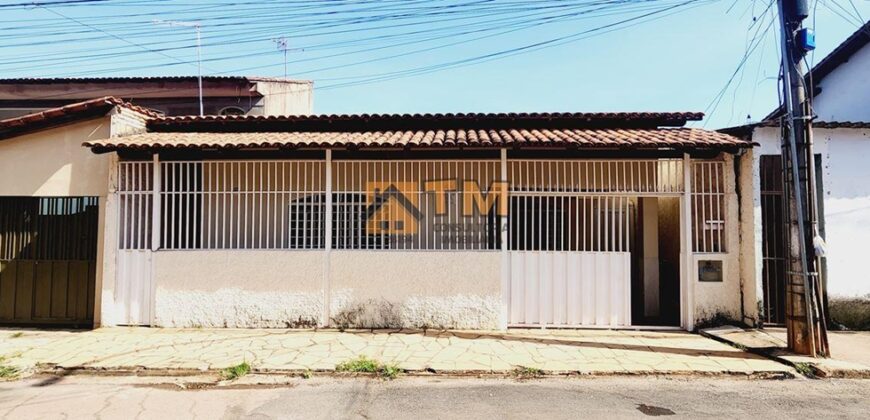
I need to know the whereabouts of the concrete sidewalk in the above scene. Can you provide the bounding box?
[700,326,870,378]
[0,328,791,377]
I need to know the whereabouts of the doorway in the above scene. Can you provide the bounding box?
[631,196,681,326]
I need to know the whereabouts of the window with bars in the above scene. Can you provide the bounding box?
[691,161,726,253]
[117,161,153,251]
[117,158,725,253]
[331,160,503,251]
[118,160,327,250]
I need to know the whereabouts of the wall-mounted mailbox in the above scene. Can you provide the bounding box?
[698,260,723,282]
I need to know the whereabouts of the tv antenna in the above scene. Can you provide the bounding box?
[272,37,303,79]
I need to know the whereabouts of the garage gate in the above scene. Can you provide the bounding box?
[0,197,98,327]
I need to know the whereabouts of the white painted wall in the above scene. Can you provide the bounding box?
[254,80,314,116]
[811,44,870,122]
[751,127,870,298]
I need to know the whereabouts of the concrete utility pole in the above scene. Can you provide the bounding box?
[775,0,829,357]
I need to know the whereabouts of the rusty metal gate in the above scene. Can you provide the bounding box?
[0,197,98,327]
[760,156,787,325]
[759,155,827,326]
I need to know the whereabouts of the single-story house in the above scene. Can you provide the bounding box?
[1,100,759,331]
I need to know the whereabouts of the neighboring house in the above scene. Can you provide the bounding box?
[0,97,154,327]
[721,22,870,325]
[0,76,313,119]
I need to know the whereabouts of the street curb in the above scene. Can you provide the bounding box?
[697,329,870,379]
[30,363,795,381]
[699,329,797,367]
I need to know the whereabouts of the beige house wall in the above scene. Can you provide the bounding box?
[0,117,111,197]
[150,251,324,328]
[140,249,500,329]
[329,251,502,329]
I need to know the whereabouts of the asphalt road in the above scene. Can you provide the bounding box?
[1,375,868,419]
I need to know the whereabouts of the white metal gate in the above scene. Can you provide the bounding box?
[509,251,631,327]
[505,159,684,328]
[115,250,153,325]
[115,161,154,325]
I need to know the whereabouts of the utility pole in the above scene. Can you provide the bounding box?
[155,20,204,116]
[775,0,829,357]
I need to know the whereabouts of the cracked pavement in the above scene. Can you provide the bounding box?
[1,375,868,419]
[0,328,789,376]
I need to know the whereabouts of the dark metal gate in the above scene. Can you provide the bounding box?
[760,156,787,325]
[0,197,98,327]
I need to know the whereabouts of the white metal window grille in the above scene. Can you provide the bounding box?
[508,195,635,252]
[331,160,502,250]
[117,162,153,251]
[692,161,726,253]
[507,159,684,195]
[505,159,679,253]
[159,160,326,250]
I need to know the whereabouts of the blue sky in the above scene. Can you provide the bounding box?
[0,0,867,128]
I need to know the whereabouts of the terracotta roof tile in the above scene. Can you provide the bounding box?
[0,96,160,140]
[84,128,751,152]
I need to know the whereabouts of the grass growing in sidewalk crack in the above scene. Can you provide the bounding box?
[336,356,402,380]
[0,357,19,380]
[794,362,816,378]
[220,362,251,381]
[9,332,23,338]
[0,365,18,380]
[511,366,544,379]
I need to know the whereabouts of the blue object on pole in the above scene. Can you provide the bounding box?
[798,28,816,51]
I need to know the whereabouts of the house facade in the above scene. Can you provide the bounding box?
[723,22,870,325]
[0,97,759,331]
[0,76,314,119]
[81,111,755,331]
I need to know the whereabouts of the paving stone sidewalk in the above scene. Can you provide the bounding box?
[0,328,791,376]
[702,326,870,378]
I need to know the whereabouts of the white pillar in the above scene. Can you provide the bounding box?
[322,149,333,327]
[682,153,695,330]
[499,148,510,330]
[151,153,161,251]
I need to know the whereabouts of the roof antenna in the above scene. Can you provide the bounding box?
[154,20,203,116]
[271,37,303,79]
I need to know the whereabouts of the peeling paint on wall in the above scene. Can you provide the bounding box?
[330,291,501,329]
[154,288,322,328]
